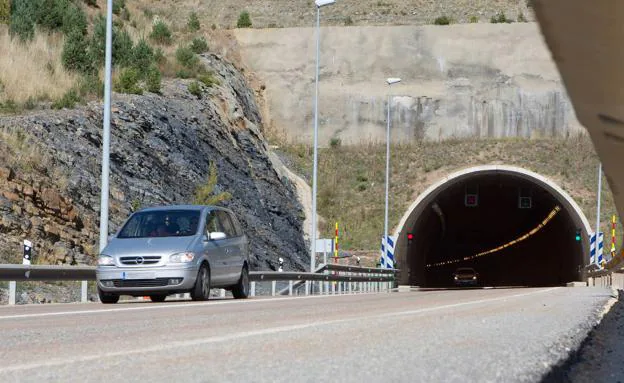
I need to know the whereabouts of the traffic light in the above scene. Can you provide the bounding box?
[407,232,414,245]
[465,185,478,207]
[575,229,582,242]
[519,196,532,209]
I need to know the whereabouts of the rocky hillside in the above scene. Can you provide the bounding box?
[0,53,308,272]
[140,0,533,29]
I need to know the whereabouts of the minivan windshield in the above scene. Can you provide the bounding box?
[117,210,201,238]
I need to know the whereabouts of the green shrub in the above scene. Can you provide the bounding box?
[9,0,36,41]
[517,12,527,22]
[176,69,193,79]
[115,67,143,94]
[52,89,80,109]
[78,74,103,97]
[112,0,125,15]
[491,12,512,23]
[434,16,451,25]
[23,97,37,110]
[0,0,9,24]
[150,20,172,45]
[194,163,231,205]
[62,31,94,74]
[0,99,18,114]
[62,3,87,36]
[236,11,252,28]
[121,7,131,21]
[83,0,97,6]
[198,72,219,87]
[344,16,353,26]
[36,0,71,32]
[188,81,202,98]
[187,11,200,31]
[329,137,342,148]
[90,15,134,68]
[469,15,479,23]
[131,39,154,72]
[113,29,134,67]
[145,66,161,93]
[176,45,199,69]
[154,48,165,64]
[190,36,208,54]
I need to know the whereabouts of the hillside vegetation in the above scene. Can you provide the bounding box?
[0,0,222,112]
[126,0,533,29]
[277,136,622,253]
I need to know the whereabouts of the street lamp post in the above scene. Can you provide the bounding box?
[99,0,113,253]
[310,0,335,273]
[595,162,602,267]
[383,78,401,268]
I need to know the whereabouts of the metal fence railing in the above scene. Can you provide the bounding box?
[0,263,397,305]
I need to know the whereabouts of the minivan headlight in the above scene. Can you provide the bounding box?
[170,252,195,263]
[98,255,114,266]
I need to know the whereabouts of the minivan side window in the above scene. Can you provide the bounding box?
[205,211,220,234]
[229,212,243,237]
[216,211,237,238]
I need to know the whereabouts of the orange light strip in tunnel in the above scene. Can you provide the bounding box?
[426,205,562,268]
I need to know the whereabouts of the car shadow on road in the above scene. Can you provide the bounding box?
[540,289,624,383]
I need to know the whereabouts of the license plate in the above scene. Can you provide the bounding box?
[121,272,155,280]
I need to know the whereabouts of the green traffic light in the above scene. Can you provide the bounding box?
[575,235,581,241]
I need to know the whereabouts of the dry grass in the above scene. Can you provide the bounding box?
[278,136,623,251]
[0,26,78,104]
[0,126,68,187]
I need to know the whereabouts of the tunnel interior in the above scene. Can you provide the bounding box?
[403,172,586,287]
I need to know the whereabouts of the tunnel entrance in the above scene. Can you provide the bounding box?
[394,166,591,288]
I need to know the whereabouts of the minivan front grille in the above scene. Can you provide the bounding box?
[120,256,161,265]
[111,278,169,288]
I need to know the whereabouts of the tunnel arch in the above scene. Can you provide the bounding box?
[393,165,592,287]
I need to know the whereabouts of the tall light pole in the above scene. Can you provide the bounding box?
[595,162,602,267]
[99,0,113,253]
[310,0,335,272]
[383,77,401,268]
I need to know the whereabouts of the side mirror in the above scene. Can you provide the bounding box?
[209,232,227,241]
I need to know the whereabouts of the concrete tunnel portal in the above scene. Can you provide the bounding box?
[393,166,592,288]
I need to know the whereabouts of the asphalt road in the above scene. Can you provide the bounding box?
[0,287,614,382]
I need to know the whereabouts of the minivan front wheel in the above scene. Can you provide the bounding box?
[191,265,211,301]
[232,266,249,299]
[98,287,119,304]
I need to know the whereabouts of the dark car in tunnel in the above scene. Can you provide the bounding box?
[453,267,479,287]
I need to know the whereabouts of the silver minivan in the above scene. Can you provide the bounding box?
[96,205,250,303]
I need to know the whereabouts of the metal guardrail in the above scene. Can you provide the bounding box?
[0,263,397,305]
[0,264,96,281]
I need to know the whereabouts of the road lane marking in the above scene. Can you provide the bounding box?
[0,287,559,373]
[0,291,389,320]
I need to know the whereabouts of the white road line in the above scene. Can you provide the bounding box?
[0,287,559,373]
[0,291,383,320]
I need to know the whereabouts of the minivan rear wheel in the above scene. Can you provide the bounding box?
[232,266,249,299]
[191,265,211,301]
[98,287,119,304]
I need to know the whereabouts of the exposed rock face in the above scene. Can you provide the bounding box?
[0,53,308,272]
[234,24,584,145]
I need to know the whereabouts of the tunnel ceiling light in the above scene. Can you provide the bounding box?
[386,77,401,85]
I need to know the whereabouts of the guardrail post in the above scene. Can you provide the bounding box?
[250,281,256,297]
[289,280,293,296]
[9,281,16,305]
[305,281,309,296]
[338,282,342,294]
[271,281,276,296]
[331,282,336,295]
[317,281,322,295]
[348,282,352,294]
[81,281,88,303]
[325,281,329,294]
